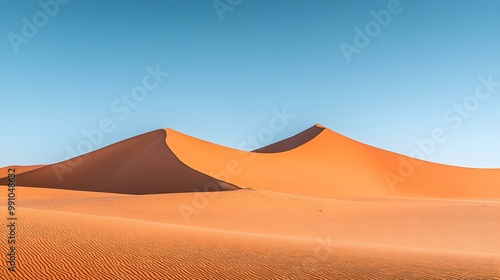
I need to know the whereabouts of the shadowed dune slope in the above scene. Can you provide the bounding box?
[252,124,325,153]
[0,130,237,194]
[166,125,500,199]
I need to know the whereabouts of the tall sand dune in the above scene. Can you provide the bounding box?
[0,130,237,194]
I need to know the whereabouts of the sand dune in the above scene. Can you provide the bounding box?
[1,125,499,279]
[166,124,500,199]
[2,125,499,198]
[0,130,237,194]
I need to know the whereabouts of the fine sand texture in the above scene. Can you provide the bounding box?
[0,187,498,279]
[0,125,499,279]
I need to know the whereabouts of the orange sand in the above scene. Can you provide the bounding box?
[0,165,44,178]
[167,125,500,199]
[0,187,498,279]
[0,125,499,279]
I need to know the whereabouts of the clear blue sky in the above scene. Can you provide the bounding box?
[1,0,499,168]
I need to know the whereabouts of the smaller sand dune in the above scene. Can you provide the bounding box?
[167,125,500,199]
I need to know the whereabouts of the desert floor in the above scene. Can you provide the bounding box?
[1,186,499,279]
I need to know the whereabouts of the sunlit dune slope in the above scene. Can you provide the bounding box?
[166,125,500,199]
[0,130,237,194]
